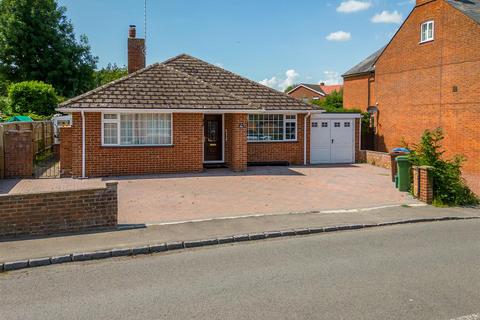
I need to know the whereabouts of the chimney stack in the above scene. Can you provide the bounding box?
[128,25,146,74]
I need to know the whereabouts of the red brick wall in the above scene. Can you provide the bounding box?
[343,74,373,112]
[71,112,203,177]
[375,0,480,195]
[0,182,118,239]
[247,114,309,165]
[4,130,33,178]
[230,114,248,171]
[288,87,325,101]
[60,127,73,177]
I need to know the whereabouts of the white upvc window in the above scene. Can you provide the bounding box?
[102,113,172,146]
[247,114,297,142]
[420,20,434,43]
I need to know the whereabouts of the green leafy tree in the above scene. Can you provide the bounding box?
[310,89,356,112]
[0,0,97,98]
[407,128,479,206]
[8,81,58,116]
[93,64,128,87]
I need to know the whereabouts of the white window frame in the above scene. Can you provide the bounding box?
[420,20,434,43]
[247,113,297,143]
[101,112,173,147]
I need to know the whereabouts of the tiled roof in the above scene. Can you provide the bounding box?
[60,54,314,111]
[289,83,343,96]
[342,47,385,78]
[295,84,325,95]
[163,54,314,111]
[446,0,480,24]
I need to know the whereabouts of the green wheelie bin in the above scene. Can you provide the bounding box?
[396,156,411,192]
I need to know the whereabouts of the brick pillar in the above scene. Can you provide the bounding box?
[60,127,73,177]
[230,113,248,172]
[4,130,34,178]
[413,166,434,204]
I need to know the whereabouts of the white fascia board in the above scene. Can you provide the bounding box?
[56,107,324,114]
[312,113,361,119]
[286,84,326,96]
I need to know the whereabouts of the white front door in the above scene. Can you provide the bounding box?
[310,118,355,164]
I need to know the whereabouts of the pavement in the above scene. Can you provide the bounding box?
[0,165,420,224]
[1,219,480,320]
[0,204,478,264]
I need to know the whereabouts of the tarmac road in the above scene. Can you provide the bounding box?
[1,220,479,320]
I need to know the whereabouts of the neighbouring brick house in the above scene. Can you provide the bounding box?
[58,26,362,177]
[287,83,343,102]
[342,0,480,194]
[342,47,384,112]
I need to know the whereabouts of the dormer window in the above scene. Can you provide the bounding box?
[421,21,434,43]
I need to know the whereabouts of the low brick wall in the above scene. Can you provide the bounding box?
[0,182,118,239]
[358,150,391,169]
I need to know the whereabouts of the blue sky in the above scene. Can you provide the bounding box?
[58,0,415,90]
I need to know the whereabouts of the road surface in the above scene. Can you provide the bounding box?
[1,220,479,320]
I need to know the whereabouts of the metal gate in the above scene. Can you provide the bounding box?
[34,151,60,178]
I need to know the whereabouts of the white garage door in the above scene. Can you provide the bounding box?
[311,118,355,164]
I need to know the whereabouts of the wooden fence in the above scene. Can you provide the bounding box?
[0,121,54,179]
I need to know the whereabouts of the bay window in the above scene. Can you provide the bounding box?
[247,114,297,142]
[102,113,172,146]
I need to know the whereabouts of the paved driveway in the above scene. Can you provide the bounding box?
[106,164,419,224]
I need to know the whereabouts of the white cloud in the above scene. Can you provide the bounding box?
[337,0,372,13]
[326,31,352,41]
[259,69,300,91]
[318,71,342,85]
[259,76,279,88]
[371,10,403,24]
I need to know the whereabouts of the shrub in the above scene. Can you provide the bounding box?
[8,81,58,116]
[407,128,479,206]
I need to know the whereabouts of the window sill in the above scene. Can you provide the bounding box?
[248,140,298,144]
[419,39,434,44]
[101,144,174,148]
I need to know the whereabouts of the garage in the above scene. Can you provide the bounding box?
[310,113,360,164]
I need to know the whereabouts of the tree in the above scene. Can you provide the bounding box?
[93,64,128,88]
[407,128,479,206]
[0,0,97,98]
[310,89,347,112]
[8,81,58,116]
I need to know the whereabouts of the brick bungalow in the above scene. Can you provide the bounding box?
[287,83,343,102]
[342,0,480,194]
[58,26,361,177]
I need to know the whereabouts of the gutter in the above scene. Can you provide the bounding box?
[56,108,325,114]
